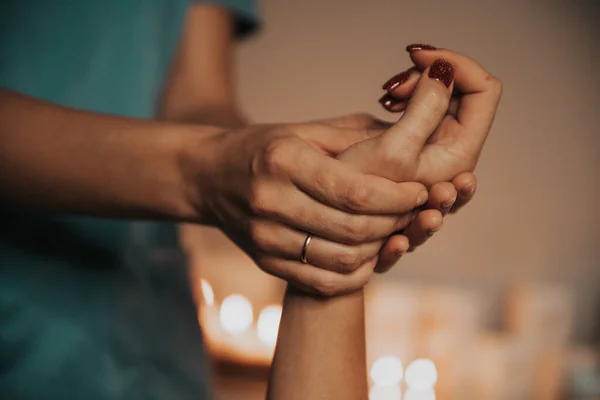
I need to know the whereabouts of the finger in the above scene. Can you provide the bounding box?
[408,47,503,149]
[293,123,372,155]
[380,96,460,117]
[374,234,410,273]
[259,254,377,296]
[250,219,383,274]
[378,59,455,154]
[312,113,377,130]
[450,172,477,214]
[379,94,408,113]
[404,209,443,251]
[257,184,419,244]
[427,182,457,216]
[381,67,420,97]
[281,139,428,214]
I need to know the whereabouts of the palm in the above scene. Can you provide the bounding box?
[338,119,477,188]
[416,122,477,186]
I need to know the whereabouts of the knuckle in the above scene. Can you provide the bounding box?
[248,182,279,217]
[248,222,272,251]
[262,136,292,173]
[248,183,271,216]
[343,216,370,243]
[422,89,449,115]
[357,270,374,289]
[334,249,363,273]
[312,276,341,297]
[486,75,503,97]
[343,182,372,211]
[314,170,339,195]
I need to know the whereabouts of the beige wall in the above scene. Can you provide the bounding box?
[197,0,600,340]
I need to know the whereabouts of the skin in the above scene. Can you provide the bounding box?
[0,5,474,295]
[0,5,491,397]
[268,49,502,400]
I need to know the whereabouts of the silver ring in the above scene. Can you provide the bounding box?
[300,234,312,264]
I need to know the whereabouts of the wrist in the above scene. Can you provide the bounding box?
[172,123,228,225]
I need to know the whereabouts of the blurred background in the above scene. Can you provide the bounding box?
[183,0,600,399]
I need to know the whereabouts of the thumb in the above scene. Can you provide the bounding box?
[314,112,377,129]
[378,59,455,155]
[296,120,386,156]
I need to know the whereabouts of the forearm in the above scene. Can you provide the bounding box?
[267,286,368,400]
[0,88,220,220]
[160,101,247,129]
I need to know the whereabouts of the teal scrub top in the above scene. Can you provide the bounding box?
[0,1,258,399]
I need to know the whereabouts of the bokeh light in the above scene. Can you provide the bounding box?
[370,355,404,387]
[257,305,282,347]
[369,385,402,400]
[404,359,438,390]
[219,294,253,335]
[200,279,214,306]
[403,388,436,400]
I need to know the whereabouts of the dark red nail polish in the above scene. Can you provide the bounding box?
[378,94,403,110]
[382,70,411,91]
[428,59,454,88]
[406,44,438,52]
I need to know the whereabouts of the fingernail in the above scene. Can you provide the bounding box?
[460,183,476,197]
[428,59,454,88]
[441,197,456,215]
[394,248,406,258]
[382,70,412,91]
[407,247,416,253]
[406,43,438,52]
[416,190,428,206]
[426,228,440,237]
[378,94,404,111]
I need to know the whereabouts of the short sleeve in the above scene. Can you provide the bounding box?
[194,0,260,38]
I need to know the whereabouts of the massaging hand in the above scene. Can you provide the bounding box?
[319,113,478,273]
[338,45,502,272]
[192,120,428,296]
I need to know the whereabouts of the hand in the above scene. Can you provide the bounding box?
[183,122,427,295]
[339,46,502,270]
[316,113,478,271]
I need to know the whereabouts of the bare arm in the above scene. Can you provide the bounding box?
[268,287,368,400]
[161,9,371,399]
[0,4,241,219]
[0,88,221,220]
[267,49,501,400]
[159,3,246,128]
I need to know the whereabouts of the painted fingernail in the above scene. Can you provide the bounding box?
[416,190,428,206]
[382,70,412,91]
[441,197,456,215]
[406,44,438,52]
[378,94,404,111]
[428,59,454,88]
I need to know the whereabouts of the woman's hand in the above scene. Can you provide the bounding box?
[340,47,502,269]
[182,122,427,295]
